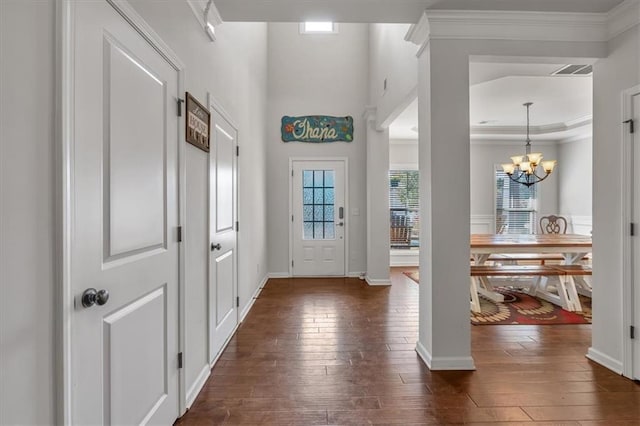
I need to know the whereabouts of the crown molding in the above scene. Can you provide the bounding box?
[362,105,377,122]
[187,0,223,36]
[426,10,607,42]
[406,3,638,45]
[471,116,592,136]
[470,139,559,146]
[405,11,430,45]
[607,0,640,40]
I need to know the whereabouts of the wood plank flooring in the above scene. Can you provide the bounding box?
[176,268,640,425]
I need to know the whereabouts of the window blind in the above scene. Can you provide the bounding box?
[495,169,538,234]
[389,170,420,248]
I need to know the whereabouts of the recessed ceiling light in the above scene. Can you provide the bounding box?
[301,22,338,34]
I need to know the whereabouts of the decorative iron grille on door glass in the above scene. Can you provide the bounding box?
[495,169,538,234]
[303,170,336,240]
[389,170,420,248]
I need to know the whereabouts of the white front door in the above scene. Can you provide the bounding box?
[209,108,238,362]
[631,90,640,380]
[291,160,346,276]
[71,2,180,424]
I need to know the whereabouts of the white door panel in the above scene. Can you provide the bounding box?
[105,37,166,258]
[72,2,179,424]
[209,109,238,362]
[291,160,346,276]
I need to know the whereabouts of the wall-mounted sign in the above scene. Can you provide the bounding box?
[281,115,353,143]
[185,92,210,152]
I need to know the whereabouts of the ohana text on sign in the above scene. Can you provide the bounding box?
[281,116,354,143]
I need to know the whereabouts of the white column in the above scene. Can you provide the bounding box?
[365,109,391,285]
[415,39,475,370]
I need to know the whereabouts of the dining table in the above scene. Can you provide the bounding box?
[469,233,592,310]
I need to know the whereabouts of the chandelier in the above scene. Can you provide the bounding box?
[501,102,556,187]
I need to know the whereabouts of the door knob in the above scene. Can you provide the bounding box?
[337,222,344,227]
[81,288,110,308]
[211,243,222,251]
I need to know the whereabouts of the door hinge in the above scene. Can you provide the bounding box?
[291,260,294,268]
[177,226,183,242]
[623,119,635,134]
[236,146,239,156]
[236,296,239,307]
[291,215,294,222]
[178,352,183,369]
[291,169,294,177]
[631,326,635,339]
[236,221,239,232]
[631,223,635,236]
[177,98,184,117]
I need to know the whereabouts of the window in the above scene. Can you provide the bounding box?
[389,170,419,249]
[495,169,538,234]
[299,22,339,34]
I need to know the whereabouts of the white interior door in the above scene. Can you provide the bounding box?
[631,91,640,380]
[209,108,238,362]
[291,160,346,276]
[71,2,180,424]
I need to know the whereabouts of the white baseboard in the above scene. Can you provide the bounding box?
[390,250,419,267]
[416,341,476,371]
[185,364,210,409]
[240,274,267,323]
[347,271,365,278]
[586,347,623,375]
[267,272,290,278]
[365,275,391,286]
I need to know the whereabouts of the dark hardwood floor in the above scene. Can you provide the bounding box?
[176,268,640,425]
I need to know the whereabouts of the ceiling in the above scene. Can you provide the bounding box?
[213,0,625,23]
[389,63,593,142]
[212,0,602,142]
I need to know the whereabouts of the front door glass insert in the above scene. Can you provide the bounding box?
[302,170,335,240]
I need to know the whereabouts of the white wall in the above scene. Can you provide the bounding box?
[0,1,56,424]
[591,24,640,372]
[266,23,369,275]
[369,24,418,125]
[558,136,593,234]
[389,140,419,167]
[128,0,269,407]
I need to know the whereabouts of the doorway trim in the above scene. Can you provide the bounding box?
[622,84,640,379]
[55,0,187,423]
[288,157,349,277]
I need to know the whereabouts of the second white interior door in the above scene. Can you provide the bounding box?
[291,160,346,276]
[209,108,238,362]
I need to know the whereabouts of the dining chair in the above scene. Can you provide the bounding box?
[539,215,568,234]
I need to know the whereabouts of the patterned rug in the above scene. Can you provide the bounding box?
[403,271,592,325]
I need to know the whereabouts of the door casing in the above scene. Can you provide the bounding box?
[288,157,349,277]
[622,84,640,379]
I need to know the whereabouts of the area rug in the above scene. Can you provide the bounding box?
[402,271,592,325]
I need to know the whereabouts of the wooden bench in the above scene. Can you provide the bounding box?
[470,264,591,313]
[530,265,592,311]
[479,253,589,265]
